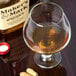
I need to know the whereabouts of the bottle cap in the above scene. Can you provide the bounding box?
[0,42,10,55]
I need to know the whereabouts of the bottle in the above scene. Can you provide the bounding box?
[0,0,38,63]
[0,0,38,75]
[0,0,29,34]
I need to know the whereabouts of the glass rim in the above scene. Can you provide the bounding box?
[30,2,64,26]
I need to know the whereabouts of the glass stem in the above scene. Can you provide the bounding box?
[41,54,53,62]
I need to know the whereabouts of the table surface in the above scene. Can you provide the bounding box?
[0,0,76,76]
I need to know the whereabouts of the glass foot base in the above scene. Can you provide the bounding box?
[34,52,62,69]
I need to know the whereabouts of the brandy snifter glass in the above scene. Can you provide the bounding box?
[23,2,71,69]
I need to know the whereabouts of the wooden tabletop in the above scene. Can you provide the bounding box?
[0,0,76,76]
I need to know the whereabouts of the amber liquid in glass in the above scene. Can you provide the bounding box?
[25,22,68,54]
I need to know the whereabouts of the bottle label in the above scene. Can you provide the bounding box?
[0,0,29,30]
